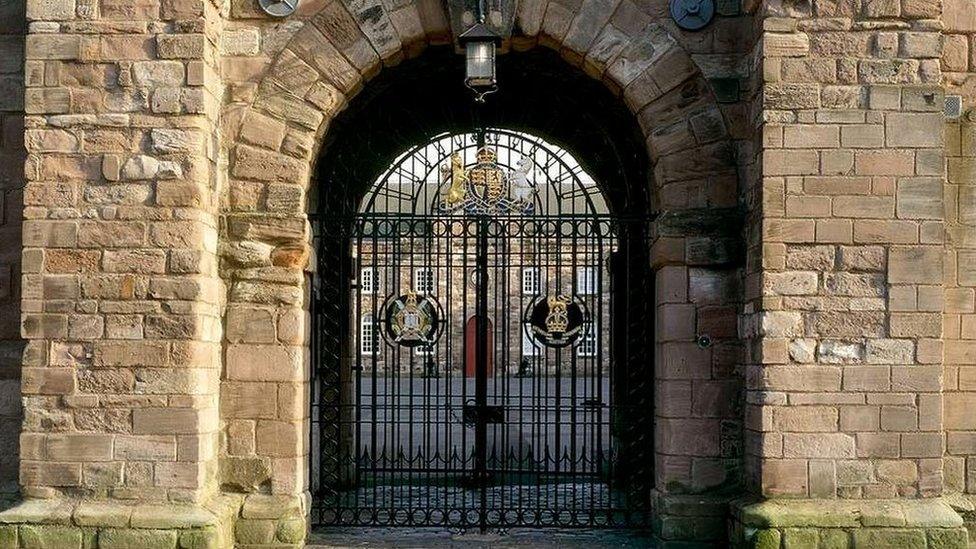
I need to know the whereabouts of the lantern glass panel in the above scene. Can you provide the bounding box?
[465,41,495,88]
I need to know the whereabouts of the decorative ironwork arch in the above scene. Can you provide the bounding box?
[358,129,609,217]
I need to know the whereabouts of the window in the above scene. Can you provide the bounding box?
[576,325,597,357]
[360,314,378,355]
[360,268,377,294]
[522,268,540,295]
[413,267,435,294]
[522,328,541,356]
[576,266,598,295]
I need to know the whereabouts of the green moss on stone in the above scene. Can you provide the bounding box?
[98,528,179,549]
[19,524,83,549]
[852,528,925,549]
[179,527,220,549]
[927,528,969,549]
[819,529,850,549]
[0,525,16,548]
[275,518,305,544]
[753,528,781,549]
[234,519,275,545]
[782,528,817,548]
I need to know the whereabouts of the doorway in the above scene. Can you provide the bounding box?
[308,50,655,530]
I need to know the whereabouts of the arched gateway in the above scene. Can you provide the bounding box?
[222,7,746,542]
[310,126,654,528]
[17,0,973,545]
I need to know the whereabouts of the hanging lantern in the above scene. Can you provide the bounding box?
[459,21,501,103]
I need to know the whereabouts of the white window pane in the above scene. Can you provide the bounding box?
[361,268,377,294]
[413,268,434,294]
[522,268,540,295]
[576,325,597,357]
[576,266,597,295]
[360,314,377,355]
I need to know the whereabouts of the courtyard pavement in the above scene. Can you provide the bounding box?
[307,527,656,548]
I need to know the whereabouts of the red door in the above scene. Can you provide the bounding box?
[464,316,493,378]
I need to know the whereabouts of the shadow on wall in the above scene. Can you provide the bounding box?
[0,0,25,498]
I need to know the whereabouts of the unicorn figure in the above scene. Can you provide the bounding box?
[510,155,536,207]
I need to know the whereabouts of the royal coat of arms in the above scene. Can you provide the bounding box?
[438,147,537,214]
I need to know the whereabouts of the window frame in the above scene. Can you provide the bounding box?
[575,266,598,296]
[413,267,435,294]
[522,267,541,296]
[360,314,378,355]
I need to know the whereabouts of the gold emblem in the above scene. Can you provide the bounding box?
[437,147,536,214]
[545,295,569,334]
[467,147,506,204]
[440,152,467,208]
[394,289,426,341]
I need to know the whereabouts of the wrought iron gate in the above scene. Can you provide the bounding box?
[311,130,653,529]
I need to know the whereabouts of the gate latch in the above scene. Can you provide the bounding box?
[462,404,505,425]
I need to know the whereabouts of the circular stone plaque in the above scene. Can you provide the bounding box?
[669,0,716,31]
[258,0,298,17]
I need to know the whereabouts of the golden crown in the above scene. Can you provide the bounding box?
[475,147,496,163]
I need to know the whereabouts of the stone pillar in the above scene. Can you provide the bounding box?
[734,0,969,543]
[4,0,228,543]
[941,0,976,505]
[0,0,26,498]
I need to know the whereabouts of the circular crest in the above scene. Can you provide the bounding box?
[383,290,440,348]
[669,0,715,31]
[258,0,298,17]
[526,294,587,349]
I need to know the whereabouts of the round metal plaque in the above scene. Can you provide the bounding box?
[258,0,298,17]
[383,291,441,348]
[526,295,587,349]
[669,0,715,31]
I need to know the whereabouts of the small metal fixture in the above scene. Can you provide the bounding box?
[459,0,502,103]
[696,334,712,348]
[258,0,298,17]
[669,0,716,31]
[945,95,963,120]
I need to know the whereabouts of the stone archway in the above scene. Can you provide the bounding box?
[218,0,741,543]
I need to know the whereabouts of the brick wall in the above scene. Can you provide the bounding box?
[0,0,25,497]
[748,0,950,498]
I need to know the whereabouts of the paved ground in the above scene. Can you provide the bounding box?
[308,527,656,548]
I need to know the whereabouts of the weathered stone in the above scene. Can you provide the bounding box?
[99,529,178,549]
[220,456,272,492]
[121,155,160,181]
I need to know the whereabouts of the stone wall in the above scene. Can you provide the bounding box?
[941,0,976,499]
[20,0,224,504]
[748,0,950,500]
[2,0,975,547]
[0,0,25,497]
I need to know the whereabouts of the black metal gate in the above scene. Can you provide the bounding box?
[311,130,653,529]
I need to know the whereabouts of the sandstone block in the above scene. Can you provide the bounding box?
[19,525,82,549]
[783,433,855,458]
[889,247,943,284]
[885,112,943,147]
[866,339,914,364]
[99,528,178,549]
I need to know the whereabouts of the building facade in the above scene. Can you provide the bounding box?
[0,0,971,546]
